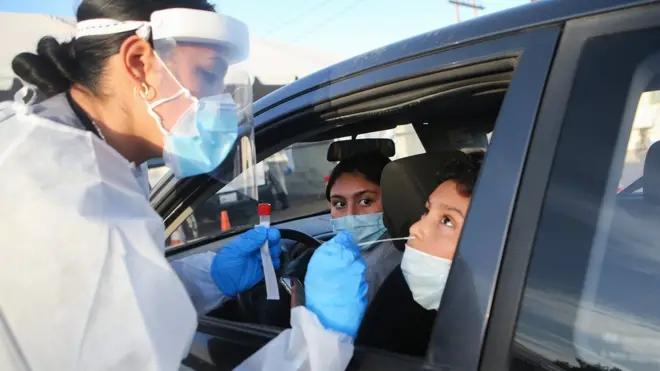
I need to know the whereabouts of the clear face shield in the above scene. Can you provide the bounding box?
[76,9,258,201]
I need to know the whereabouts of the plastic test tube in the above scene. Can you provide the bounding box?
[258,203,280,300]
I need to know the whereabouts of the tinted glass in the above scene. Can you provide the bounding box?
[511,28,660,371]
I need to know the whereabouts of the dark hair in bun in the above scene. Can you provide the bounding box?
[11,0,215,97]
[12,37,75,97]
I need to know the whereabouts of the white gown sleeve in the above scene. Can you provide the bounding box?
[171,252,231,315]
[234,307,355,371]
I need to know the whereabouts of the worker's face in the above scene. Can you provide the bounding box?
[112,36,233,160]
[145,43,229,132]
[408,180,471,260]
[329,172,383,219]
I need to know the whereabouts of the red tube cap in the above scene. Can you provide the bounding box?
[258,203,272,216]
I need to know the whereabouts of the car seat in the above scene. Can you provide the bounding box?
[643,141,660,206]
[380,151,464,251]
[617,141,660,215]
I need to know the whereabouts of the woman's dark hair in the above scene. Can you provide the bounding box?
[438,150,485,197]
[12,0,215,97]
[325,152,392,200]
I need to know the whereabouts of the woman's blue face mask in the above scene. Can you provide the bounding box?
[161,97,238,178]
[331,212,387,250]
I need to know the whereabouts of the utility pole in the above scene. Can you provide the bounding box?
[448,0,485,22]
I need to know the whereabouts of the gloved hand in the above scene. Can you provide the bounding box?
[211,226,281,297]
[304,231,368,337]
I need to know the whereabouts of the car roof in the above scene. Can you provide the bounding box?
[253,0,657,120]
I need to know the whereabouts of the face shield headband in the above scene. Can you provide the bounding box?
[75,8,249,64]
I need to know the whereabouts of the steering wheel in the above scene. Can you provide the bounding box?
[280,229,324,261]
[235,229,323,326]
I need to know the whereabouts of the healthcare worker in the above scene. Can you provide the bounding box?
[0,0,367,370]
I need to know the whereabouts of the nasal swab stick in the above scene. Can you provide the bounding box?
[357,236,414,247]
[258,203,280,300]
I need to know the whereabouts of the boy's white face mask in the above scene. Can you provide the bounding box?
[400,244,453,310]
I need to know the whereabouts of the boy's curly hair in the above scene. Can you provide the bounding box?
[437,150,485,197]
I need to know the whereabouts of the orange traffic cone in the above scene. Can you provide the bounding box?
[220,210,232,231]
[170,228,185,246]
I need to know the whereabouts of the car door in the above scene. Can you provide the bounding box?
[165,23,561,371]
[476,2,660,371]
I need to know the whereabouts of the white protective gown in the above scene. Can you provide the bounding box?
[0,93,355,371]
[0,93,198,371]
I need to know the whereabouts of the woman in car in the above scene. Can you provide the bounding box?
[324,152,403,302]
[355,150,484,357]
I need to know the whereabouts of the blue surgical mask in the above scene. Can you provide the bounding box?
[149,93,238,179]
[141,53,239,179]
[331,212,387,250]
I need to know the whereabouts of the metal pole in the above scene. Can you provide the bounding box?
[449,0,484,21]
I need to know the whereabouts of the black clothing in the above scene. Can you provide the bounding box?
[356,258,481,361]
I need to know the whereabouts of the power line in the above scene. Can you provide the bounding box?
[265,0,336,35]
[291,0,368,42]
[449,0,485,9]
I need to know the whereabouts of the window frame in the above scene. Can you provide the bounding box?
[479,3,660,370]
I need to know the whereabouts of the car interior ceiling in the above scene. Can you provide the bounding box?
[254,57,513,158]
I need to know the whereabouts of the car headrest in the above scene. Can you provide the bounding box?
[381,152,461,251]
[644,141,660,204]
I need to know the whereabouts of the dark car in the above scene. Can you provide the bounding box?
[150,0,660,369]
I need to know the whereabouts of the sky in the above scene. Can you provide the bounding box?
[0,0,531,57]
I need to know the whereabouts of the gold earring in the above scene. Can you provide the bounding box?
[134,82,152,99]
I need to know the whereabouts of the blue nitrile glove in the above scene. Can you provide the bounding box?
[304,231,368,337]
[211,226,281,297]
